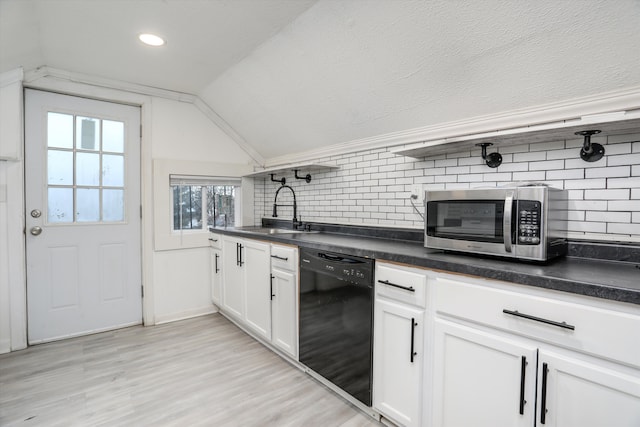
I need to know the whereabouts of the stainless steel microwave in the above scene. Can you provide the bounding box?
[424,185,568,261]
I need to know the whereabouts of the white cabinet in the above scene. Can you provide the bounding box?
[218,236,298,360]
[270,243,298,359]
[432,319,537,427]
[243,240,271,340]
[221,236,244,318]
[220,235,271,341]
[209,233,222,306]
[373,262,427,427]
[537,350,640,427]
[432,273,640,427]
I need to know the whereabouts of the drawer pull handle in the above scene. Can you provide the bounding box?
[503,309,575,330]
[540,362,549,424]
[377,279,415,292]
[410,318,417,363]
[519,356,527,415]
[208,238,218,242]
[271,255,289,261]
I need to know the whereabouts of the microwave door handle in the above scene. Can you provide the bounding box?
[504,191,514,253]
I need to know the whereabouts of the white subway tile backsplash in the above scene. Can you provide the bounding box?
[546,148,577,160]
[445,166,470,175]
[586,211,631,223]
[603,142,631,155]
[512,171,546,181]
[546,169,583,180]
[583,189,629,200]
[586,166,630,178]
[529,160,565,171]
[609,133,640,144]
[607,223,640,235]
[256,132,640,240]
[608,200,640,211]
[608,177,640,189]
[513,151,546,162]
[564,179,606,189]
[608,153,640,166]
[568,200,607,211]
[434,158,458,167]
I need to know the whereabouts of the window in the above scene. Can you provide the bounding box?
[170,175,240,231]
[46,112,126,223]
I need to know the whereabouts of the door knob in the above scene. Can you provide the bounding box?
[30,209,42,218]
[30,226,43,236]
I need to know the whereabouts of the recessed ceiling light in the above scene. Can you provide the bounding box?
[138,33,166,47]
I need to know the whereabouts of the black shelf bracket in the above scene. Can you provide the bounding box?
[294,170,312,183]
[476,142,502,168]
[576,130,604,162]
[270,173,286,186]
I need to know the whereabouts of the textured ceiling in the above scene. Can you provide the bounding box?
[0,0,317,93]
[2,0,640,162]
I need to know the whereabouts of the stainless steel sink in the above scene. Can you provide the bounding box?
[251,228,318,235]
[243,227,319,234]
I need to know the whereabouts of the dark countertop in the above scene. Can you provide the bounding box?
[211,226,640,306]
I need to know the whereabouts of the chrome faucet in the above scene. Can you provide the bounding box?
[272,185,299,228]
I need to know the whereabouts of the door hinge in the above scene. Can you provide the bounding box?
[140,205,143,219]
[140,124,143,138]
[141,285,144,298]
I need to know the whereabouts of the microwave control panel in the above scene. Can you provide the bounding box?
[517,200,541,245]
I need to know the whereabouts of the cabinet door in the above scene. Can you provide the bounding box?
[243,239,271,340]
[271,268,298,359]
[210,248,222,305]
[373,299,424,427]
[221,237,243,318]
[432,319,537,427]
[537,350,640,427]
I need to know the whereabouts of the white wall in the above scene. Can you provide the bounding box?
[255,131,640,243]
[0,71,255,353]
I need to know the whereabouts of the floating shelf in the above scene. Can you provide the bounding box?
[244,161,338,178]
[392,111,640,158]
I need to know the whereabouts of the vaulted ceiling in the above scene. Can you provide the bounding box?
[2,0,640,162]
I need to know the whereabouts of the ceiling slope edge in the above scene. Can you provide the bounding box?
[22,66,263,166]
[264,85,640,168]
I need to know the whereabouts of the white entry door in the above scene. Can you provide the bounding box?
[25,89,142,344]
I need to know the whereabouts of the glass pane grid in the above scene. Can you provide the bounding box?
[46,112,126,225]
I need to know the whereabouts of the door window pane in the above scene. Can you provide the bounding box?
[76,152,100,186]
[102,154,124,187]
[48,188,73,223]
[102,120,124,153]
[76,117,100,151]
[103,189,124,222]
[47,150,73,185]
[76,188,100,222]
[47,112,73,149]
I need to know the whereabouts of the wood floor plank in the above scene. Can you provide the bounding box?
[0,314,381,426]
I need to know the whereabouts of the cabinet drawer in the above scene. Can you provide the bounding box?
[270,244,297,271]
[208,233,222,249]
[376,263,427,308]
[434,276,640,368]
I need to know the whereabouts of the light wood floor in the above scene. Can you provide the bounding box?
[0,314,381,427]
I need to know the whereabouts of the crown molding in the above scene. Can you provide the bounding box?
[264,85,640,167]
[21,66,262,166]
[23,66,196,102]
[0,67,24,88]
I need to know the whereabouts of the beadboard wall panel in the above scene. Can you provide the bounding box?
[255,132,640,242]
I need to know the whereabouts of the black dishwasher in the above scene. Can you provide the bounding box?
[298,248,374,406]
